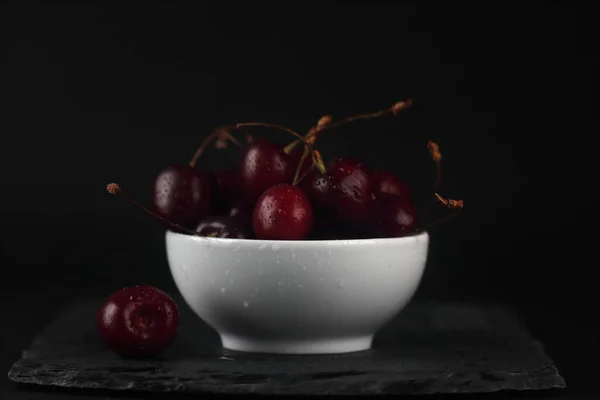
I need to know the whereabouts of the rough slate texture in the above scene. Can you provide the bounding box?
[8,299,565,395]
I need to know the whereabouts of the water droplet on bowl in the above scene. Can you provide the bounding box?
[272,243,280,251]
[243,301,249,307]
[221,288,226,293]
[259,243,267,250]
[225,269,229,275]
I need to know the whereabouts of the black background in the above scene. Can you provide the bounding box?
[0,1,596,398]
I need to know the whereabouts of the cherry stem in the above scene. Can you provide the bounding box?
[433,192,464,209]
[189,127,243,167]
[412,192,464,234]
[283,115,332,154]
[105,183,199,236]
[293,148,323,186]
[283,99,413,153]
[428,141,442,194]
[235,122,327,182]
[413,140,463,234]
[321,98,413,134]
[294,159,317,186]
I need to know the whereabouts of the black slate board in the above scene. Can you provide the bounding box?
[8,299,565,395]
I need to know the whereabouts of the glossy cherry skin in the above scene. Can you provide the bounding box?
[239,139,294,202]
[252,184,314,240]
[328,157,376,224]
[370,193,418,238]
[96,286,179,358]
[196,216,253,239]
[224,199,255,225]
[227,202,250,218]
[299,170,335,212]
[153,165,215,228]
[372,170,412,200]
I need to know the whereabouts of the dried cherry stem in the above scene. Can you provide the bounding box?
[428,141,442,193]
[106,183,198,236]
[433,192,464,209]
[293,146,314,184]
[235,122,327,183]
[189,127,244,167]
[283,116,333,184]
[283,115,332,154]
[294,150,325,185]
[412,192,464,234]
[283,99,413,153]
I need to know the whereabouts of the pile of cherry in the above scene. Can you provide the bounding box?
[107,99,463,241]
[98,100,464,359]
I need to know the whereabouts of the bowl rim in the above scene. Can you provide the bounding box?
[166,229,428,248]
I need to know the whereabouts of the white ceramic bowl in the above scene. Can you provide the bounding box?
[166,230,429,355]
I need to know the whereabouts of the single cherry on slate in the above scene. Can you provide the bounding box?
[328,157,376,224]
[238,138,294,202]
[370,193,418,238]
[196,216,253,239]
[252,184,314,240]
[152,165,215,228]
[96,285,179,358]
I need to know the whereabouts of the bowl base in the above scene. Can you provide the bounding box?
[220,334,373,355]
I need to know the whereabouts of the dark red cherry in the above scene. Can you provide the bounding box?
[196,216,253,239]
[226,199,254,220]
[299,170,335,212]
[372,170,412,200]
[239,139,294,202]
[96,286,179,358]
[328,157,375,224]
[252,184,314,240]
[371,193,418,238]
[215,169,241,202]
[213,169,243,215]
[152,165,215,228]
